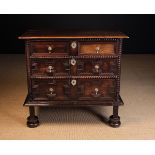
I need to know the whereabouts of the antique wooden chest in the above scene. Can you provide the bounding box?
[19,30,128,128]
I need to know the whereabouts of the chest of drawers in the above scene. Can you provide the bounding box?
[19,30,128,128]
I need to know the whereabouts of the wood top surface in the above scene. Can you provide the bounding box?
[19,30,129,39]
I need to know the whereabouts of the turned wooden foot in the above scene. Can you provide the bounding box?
[27,106,39,128]
[109,105,121,128]
[27,116,39,128]
[109,115,121,128]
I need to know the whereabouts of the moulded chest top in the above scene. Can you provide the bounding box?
[18,30,129,39]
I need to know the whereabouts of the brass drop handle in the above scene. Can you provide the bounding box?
[91,87,101,97]
[48,45,53,53]
[49,88,54,94]
[94,88,99,95]
[47,87,56,98]
[94,64,100,72]
[46,65,54,73]
[96,46,100,54]
[93,64,101,74]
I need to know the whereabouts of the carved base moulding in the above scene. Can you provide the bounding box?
[19,30,128,128]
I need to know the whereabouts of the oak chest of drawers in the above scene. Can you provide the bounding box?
[19,30,128,128]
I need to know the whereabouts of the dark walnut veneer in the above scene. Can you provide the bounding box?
[19,30,128,128]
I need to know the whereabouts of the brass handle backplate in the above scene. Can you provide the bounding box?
[46,65,55,73]
[47,87,56,98]
[96,46,100,54]
[70,58,76,66]
[71,41,77,49]
[48,45,53,53]
[94,64,100,72]
[91,88,101,97]
[71,79,76,86]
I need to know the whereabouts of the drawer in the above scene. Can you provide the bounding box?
[31,59,70,76]
[77,59,117,75]
[30,41,68,56]
[79,41,117,55]
[31,79,71,101]
[77,79,116,100]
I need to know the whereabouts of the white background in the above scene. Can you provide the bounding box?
[0,0,155,154]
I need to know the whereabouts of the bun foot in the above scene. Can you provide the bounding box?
[27,116,39,128]
[109,115,121,128]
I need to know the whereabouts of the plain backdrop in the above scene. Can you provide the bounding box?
[0,14,155,54]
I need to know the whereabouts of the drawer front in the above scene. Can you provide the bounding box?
[30,41,68,56]
[31,59,70,76]
[31,78,116,101]
[77,59,117,75]
[77,79,116,100]
[31,79,71,101]
[79,41,117,55]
